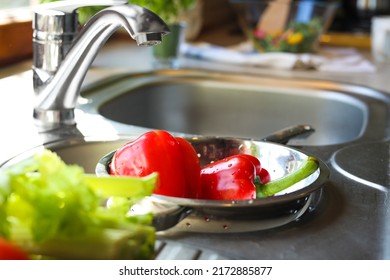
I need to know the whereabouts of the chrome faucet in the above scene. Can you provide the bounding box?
[32,0,169,130]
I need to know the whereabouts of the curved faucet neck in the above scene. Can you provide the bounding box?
[33,4,169,130]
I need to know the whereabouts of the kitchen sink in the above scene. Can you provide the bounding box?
[80,69,389,146]
[2,69,390,259]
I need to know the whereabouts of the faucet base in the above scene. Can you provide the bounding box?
[33,108,76,130]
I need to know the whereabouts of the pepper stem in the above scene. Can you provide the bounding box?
[256,156,319,198]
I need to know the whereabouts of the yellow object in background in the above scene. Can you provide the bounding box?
[288,32,304,45]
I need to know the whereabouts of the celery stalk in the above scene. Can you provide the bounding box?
[84,172,157,198]
[11,225,155,260]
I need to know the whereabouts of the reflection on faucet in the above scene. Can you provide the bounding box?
[33,4,169,130]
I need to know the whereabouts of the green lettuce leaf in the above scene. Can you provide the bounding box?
[0,149,158,259]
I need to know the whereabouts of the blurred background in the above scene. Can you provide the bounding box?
[182,0,390,49]
[2,0,390,66]
[330,0,390,33]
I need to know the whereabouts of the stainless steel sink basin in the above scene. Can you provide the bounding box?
[79,69,389,145]
[2,69,390,259]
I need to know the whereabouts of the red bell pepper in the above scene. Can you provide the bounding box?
[109,130,201,198]
[233,154,270,184]
[199,154,318,200]
[199,154,264,200]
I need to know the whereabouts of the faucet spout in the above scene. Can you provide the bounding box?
[33,4,169,129]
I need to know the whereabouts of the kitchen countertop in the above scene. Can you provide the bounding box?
[1,39,390,259]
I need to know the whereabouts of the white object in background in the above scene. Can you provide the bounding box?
[181,42,376,72]
[371,16,390,63]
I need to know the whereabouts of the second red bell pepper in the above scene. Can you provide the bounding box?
[199,153,318,200]
[199,154,270,200]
